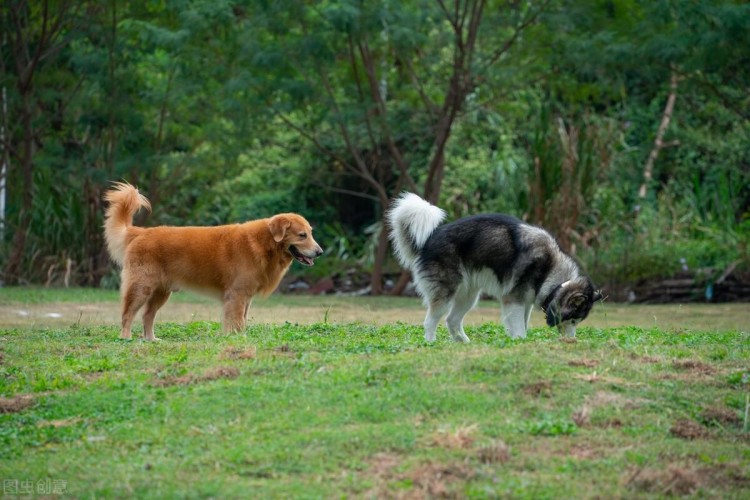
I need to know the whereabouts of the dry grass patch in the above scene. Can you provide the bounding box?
[0,394,34,413]
[672,359,715,375]
[568,358,599,368]
[572,372,628,384]
[625,466,702,495]
[402,462,474,498]
[37,417,83,428]
[272,344,296,358]
[625,463,750,496]
[700,406,741,426]
[476,440,510,465]
[221,345,257,360]
[571,405,592,427]
[151,366,240,387]
[572,391,646,428]
[597,418,624,428]
[567,444,599,460]
[628,352,661,364]
[670,419,710,440]
[368,452,402,479]
[429,424,478,450]
[522,381,552,397]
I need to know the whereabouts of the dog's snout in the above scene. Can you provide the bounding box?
[315,246,324,257]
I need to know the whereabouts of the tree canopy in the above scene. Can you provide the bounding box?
[1,0,748,297]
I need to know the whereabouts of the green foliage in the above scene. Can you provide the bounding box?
[1,0,748,292]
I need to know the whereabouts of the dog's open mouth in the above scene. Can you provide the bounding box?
[289,245,315,266]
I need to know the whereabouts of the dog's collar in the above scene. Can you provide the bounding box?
[541,282,565,313]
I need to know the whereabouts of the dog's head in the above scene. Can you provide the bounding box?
[268,214,324,266]
[544,277,603,337]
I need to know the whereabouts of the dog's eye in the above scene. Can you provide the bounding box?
[299,232,307,239]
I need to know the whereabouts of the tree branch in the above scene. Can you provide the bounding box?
[480,0,551,71]
[639,70,679,199]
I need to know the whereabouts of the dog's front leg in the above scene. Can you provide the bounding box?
[501,301,527,339]
[524,303,533,332]
[222,292,248,333]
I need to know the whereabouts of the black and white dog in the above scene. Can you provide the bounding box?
[387,193,602,341]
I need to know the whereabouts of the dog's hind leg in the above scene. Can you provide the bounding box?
[142,289,171,341]
[120,280,151,340]
[424,301,450,342]
[445,287,478,343]
[501,300,528,339]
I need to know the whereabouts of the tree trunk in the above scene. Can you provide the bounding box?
[389,269,411,296]
[370,220,389,295]
[4,92,34,284]
[638,71,679,200]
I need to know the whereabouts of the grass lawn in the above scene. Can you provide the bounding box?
[1,288,749,498]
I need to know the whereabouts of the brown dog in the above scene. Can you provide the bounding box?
[103,182,323,340]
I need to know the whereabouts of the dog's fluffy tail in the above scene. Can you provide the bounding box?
[103,182,151,266]
[386,192,446,270]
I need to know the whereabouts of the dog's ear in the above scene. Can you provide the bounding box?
[570,294,586,308]
[268,215,291,243]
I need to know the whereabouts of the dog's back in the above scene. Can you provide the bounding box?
[420,214,571,296]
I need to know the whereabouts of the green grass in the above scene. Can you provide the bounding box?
[2,319,749,498]
[0,287,412,308]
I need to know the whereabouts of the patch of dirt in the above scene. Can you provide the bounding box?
[201,366,240,381]
[586,390,645,410]
[626,463,750,495]
[221,346,257,360]
[361,452,403,498]
[476,440,510,464]
[573,372,627,384]
[587,391,624,407]
[597,418,623,428]
[625,466,702,495]
[364,454,474,498]
[572,405,592,427]
[700,406,741,427]
[151,366,240,387]
[369,452,402,478]
[522,381,553,397]
[0,350,5,365]
[628,353,660,364]
[568,358,599,368]
[37,417,83,428]
[0,394,34,413]
[705,464,750,488]
[429,424,478,450]
[272,344,295,357]
[576,391,647,429]
[402,462,474,498]
[568,444,598,460]
[672,359,715,375]
[560,337,577,344]
[574,372,601,383]
[670,419,710,440]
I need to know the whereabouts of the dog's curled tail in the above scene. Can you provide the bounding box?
[103,182,151,266]
[386,192,446,270]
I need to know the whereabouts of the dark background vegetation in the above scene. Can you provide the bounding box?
[1,0,748,300]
